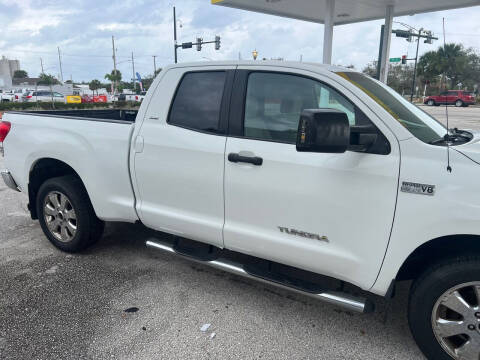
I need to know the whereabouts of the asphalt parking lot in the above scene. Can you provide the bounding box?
[3,105,480,360]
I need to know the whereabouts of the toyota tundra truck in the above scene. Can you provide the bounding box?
[1,61,480,360]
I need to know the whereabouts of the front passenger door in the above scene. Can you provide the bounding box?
[223,69,400,289]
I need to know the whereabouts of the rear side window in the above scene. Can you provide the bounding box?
[169,71,226,134]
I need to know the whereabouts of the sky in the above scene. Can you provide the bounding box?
[0,0,480,82]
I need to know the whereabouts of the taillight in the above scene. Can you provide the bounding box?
[0,121,11,142]
[135,96,139,101]
[15,95,19,100]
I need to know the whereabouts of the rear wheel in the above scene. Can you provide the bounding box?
[36,175,104,252]
[427,100,435,106]
[409,256,480,360]
[455,100,464,107]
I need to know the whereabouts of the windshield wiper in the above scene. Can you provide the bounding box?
[429,129,473,145]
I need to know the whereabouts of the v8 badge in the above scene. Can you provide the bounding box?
[401,182,435,196]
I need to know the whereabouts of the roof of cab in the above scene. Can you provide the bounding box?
[165,60,354,76]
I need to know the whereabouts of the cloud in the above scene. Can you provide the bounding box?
[0,1,479,81]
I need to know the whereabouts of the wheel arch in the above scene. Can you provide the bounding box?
[396,234,480,282]
[28,158,92,220]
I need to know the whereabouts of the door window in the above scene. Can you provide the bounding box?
[169,71,226,134]
[243,72,363,144]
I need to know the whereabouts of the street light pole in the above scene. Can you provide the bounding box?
[173,6,178,63]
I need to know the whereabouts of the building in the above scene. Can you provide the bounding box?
[0,56,20,89]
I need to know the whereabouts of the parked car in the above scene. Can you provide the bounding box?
[424,90,476,107]
[0,90,15,102]
[23,91,66,103]
[2,61,480,360]
[118,92,145,102]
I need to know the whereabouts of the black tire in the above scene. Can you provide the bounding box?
[455,100,464,107]
[427,100,435,106]
[36,175,104,252]
[408,256,480,360]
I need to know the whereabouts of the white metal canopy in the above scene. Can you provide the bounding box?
[212,0,480,26]
[212,0,480,82]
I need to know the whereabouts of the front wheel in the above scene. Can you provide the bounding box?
[427,100,435,106]
[36,175,104,252]
[409,256,480,360]
[455,100,464,107]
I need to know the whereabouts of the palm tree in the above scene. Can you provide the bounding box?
[89,79,102,96]
[104,70,122,94]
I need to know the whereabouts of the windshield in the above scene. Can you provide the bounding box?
[336,71,445,144]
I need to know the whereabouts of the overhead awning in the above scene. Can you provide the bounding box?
[212,0,480,26]
[212,0,480,84]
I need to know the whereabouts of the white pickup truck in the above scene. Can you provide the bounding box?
[1,61,480,360]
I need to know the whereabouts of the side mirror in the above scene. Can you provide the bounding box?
[296,109,350,153]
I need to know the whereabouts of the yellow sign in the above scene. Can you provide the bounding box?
[66,95,82,104]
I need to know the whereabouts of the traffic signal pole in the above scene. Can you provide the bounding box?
[173,6,220,62]
[392,28,437,102]
[410,32,422,103]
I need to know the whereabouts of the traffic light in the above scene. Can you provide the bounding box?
[196,38,202,51]
[424,31,434,44]
[215,36,221,50]
[401,55,407,65]
[394,30,410,38]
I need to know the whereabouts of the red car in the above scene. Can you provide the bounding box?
[424,90,476,107]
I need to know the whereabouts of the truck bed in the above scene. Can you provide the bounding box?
[12,109,138,123]
[2,110,139,223]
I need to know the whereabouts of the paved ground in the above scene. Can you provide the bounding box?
[421,104,480,130]
[5,105,480,360]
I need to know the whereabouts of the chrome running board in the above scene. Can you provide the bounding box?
[146,239,374,313]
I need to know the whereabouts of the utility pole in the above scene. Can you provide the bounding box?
[57,46,64,83]
[173,6,178,63]
[40,58,54,107]
[131,52,136,91]
[111,36,117,96]
[153,55,157,75]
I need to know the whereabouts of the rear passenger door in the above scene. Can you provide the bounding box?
[133,66,235,247]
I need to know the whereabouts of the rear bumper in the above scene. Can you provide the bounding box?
[1,170,20,192]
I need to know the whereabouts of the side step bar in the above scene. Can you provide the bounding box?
[146,239,374,314]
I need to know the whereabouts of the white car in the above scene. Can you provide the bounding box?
[23,90,66,103]
[0,90,15,102]
[2,61,480,360]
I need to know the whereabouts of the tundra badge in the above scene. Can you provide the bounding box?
[278,227,329,242]
[401,182,435,196]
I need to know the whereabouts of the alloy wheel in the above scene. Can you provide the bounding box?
[43,191,77,242]
[432,282,480,360]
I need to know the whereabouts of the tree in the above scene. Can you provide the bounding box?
[13,70,28,78]
[89,79,102,96]
[417,43,480,91]
[104,69,122,94]
[37,73,60,86]
[363,61,415,95]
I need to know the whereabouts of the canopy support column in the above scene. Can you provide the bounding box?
[323,0,335,64]
[379,5,394,83]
